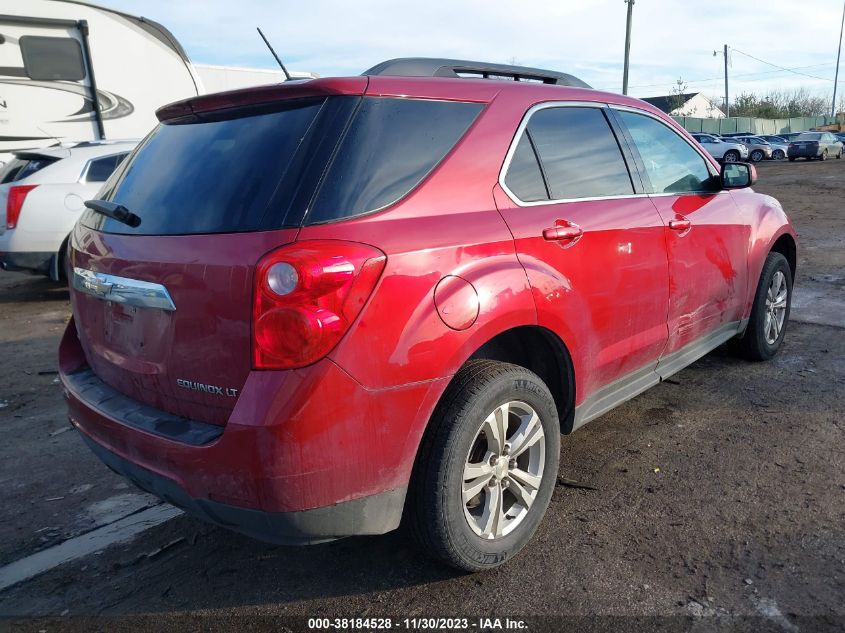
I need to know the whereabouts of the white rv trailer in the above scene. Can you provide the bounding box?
[0,1,315,164]
[0,0,202,162]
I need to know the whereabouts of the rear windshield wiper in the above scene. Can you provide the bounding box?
[84,200,141,228]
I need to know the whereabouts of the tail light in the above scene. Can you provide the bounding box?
[252,240,386,369]
[6,185,38,229]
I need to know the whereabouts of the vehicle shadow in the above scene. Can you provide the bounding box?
[0,273,68,304]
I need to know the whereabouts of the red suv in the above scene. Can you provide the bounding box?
[60,59,796,571]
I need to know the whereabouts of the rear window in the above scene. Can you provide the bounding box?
[86,98,334,235]
[84,96,482,234]
[797,133,822,141]
[0,155,58,183]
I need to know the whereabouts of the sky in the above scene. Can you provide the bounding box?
[103,0,845,102]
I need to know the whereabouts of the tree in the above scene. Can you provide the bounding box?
[729,88,831,118]
[669,78,688,113]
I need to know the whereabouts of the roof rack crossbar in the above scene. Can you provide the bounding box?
[363,57,591,88]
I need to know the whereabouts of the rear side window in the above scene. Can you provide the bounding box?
[525,107,634,200]
[20,36,86,81]
[84,153,128,183]
[307,98,482,224]
[0,156,58,183]
[87,99,332,235]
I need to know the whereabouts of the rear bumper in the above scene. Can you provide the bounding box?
[82,436,405,544]
[59,320,445,542]
[788,148,821,158]
[0,250,52,274]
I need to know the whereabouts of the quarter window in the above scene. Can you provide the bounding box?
[618,110,715,194]
[523,106,634,200]
[85,153,129,183]
[20,36,86,81]
[503,133,548,202]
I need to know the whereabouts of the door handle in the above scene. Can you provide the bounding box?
[542,224,583,242]
[668,219,691,232]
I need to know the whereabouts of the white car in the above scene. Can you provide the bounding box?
[691,134,749,163]
[0,140,137,279]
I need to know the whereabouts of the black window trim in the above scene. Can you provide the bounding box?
[610,104,725,197]
[498,101,643,207]
[78,151,130,184]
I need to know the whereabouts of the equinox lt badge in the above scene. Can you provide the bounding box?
[176,379,239,398]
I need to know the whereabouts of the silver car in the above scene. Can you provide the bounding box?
[691,133,749,163]
[733,136,774,162]
[759,135,790,160]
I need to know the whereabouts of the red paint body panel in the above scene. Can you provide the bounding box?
[60,74,797,537]
[494,186,670,404]
[649,192,750,354]
[69,226,298,425]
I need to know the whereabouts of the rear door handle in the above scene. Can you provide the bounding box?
[542,224,583,242]
[668,219,691,232]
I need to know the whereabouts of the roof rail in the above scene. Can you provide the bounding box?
[363,57,591,88]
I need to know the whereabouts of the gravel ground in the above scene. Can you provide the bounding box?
[0,159,843,632]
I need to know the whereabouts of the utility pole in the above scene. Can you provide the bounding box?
[833,0,845,117]
[622,0,634,95]
[723,44,729,117]
[715,45,730,117]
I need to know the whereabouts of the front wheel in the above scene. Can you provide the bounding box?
[723,150,740,163]
[750,149,764,162]
[788,157,796,162]
[821,149,829,161]
[734,252,792,361]
[773,149,785,160]
[407,360,560,571]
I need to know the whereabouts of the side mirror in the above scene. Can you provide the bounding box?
[721,162,757,189]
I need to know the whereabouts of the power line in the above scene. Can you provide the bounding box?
[730,47,834,82]
[616,62,838,91]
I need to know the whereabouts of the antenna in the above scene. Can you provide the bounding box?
[256,27,291,80]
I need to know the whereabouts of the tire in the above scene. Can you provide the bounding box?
[723,150,740,163]
[788,157,796,162]
[773,149,785,160]
[407,360,560,572]
[750,149,764,162]
[821,149,828,161]
[734,252,792,361]
[838,151,842,159]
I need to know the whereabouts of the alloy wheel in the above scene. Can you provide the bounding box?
[764,270,788,345]
[462,401,546,540]
[724,152,738,163]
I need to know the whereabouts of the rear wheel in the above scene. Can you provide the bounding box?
[821,149,829,161]
[838,150,842,159]
[734,252,792,361]
[723,150,740,163]
[750,149,764,162]
[408,360,560,571]
[788,157,796,162]
[773,149,785,160]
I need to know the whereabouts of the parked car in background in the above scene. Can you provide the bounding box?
[691,133,748,162]
[833,132,845,145]
[732,136,774,162]
[758,136,790,160]
[59,58,797,572]
[0,140,137,279]
[787,132,843,161]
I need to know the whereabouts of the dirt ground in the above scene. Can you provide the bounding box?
[0,159,843,632]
